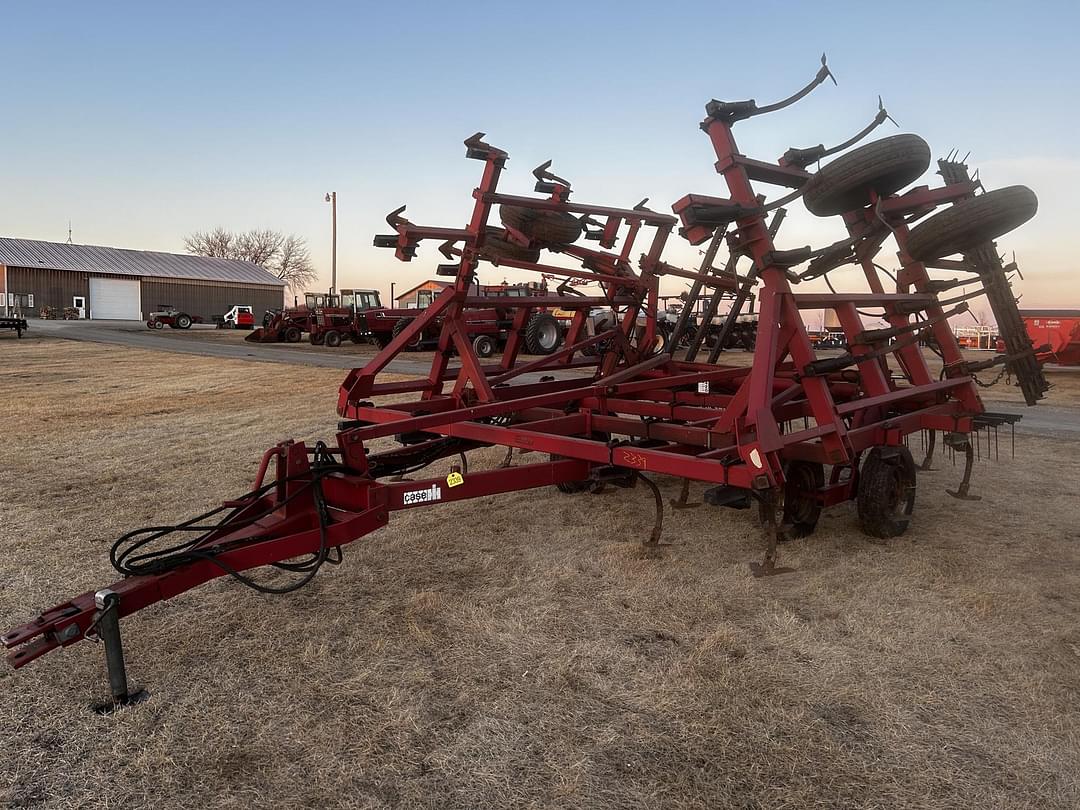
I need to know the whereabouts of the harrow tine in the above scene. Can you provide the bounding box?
[638,475,670,547]
[669,478,702,510]
[945,434,982,501]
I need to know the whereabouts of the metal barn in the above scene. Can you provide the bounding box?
[0,237,286,322]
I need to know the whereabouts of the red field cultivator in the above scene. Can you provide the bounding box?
[3,59,1046,709]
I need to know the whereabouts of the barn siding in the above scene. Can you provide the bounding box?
[6,267,90,316]
[140,278,285,323]
[3,266,284,321]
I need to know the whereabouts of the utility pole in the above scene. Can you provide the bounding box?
[324,192,337,294]
[390,282,395,308]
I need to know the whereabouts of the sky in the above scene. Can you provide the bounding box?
[3,0,1079,313]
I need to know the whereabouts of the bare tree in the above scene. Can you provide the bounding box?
[184,227,235,258]
[275,235,316,289]
[184,228,317,290]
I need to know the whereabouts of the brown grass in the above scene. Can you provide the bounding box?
[2,334,1080,809]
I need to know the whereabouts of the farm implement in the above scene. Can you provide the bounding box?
[3,59,1046,709]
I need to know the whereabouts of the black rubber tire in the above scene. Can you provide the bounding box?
[553,431,609,493]
[480,228,542,264]
[739,323,757,352]
[802,134,931,217]
[499,205,582,246]
[154,321,164,330]
[766,460,824,541]
[903,185,1038,262]
[308,331,324,345]
[324,330,343,348]
[857,446,917,540]
[392,317,424,350]
[372,333,392,349]
[175,313,192,329]
[284,326,302,343]
[472,334,496,358]
[525,312,562,355]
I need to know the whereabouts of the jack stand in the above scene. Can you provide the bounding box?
[89,590,148,714]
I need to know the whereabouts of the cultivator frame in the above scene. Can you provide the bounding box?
[3,59,1043,707]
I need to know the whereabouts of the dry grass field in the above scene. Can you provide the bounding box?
[2,332,1080,809]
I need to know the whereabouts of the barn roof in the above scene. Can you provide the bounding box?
[0,237,286,286]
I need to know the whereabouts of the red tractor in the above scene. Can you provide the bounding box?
[306,289,383,347]
[246,292,330,343]
[359,282,563,356]
[146,306,202,330]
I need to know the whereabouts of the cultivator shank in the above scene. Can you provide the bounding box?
[4,60,1043,704]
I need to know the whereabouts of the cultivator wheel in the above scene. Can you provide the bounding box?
[857,447,917,540]
[765,460,825,541]
[802,134,931,216]
[499,205,583,245]
[480,228,542,264]
[904,186,1038,262]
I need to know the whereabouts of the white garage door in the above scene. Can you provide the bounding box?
[89,277,142,320]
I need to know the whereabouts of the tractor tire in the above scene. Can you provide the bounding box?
[175,313,193,329]
[649,323,672,354]
[392,317,424,350]
[739,323,757,351]
[480,228,542,264]
[308,331,324,346]
[903,185,1038,262]
[154,321,164,330]
[472,334,496,358]
[372,333,392,349]
[857,446,917,540]
[284,326,302,343]
[499,205,582,246]
[324,330,343,348]
[764,460,824,541]
[802,134,931,217]
[146,320,155,329]
[524,312,562,355]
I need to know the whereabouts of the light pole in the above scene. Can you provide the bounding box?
[390,282,395,309]
[324,192,337,295]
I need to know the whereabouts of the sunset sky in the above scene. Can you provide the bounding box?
[4,0,1078,312]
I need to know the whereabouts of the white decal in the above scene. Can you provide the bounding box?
[403,483,442,505]
[749,448,762,468]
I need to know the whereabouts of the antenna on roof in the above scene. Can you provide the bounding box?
[66,221,73,244]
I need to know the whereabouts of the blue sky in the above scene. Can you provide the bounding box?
[4,0,1078,308]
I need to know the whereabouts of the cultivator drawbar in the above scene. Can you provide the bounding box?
[4,59,1044,707]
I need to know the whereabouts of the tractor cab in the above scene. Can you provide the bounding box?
[339,289,382,312]
[305,292,340,309]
